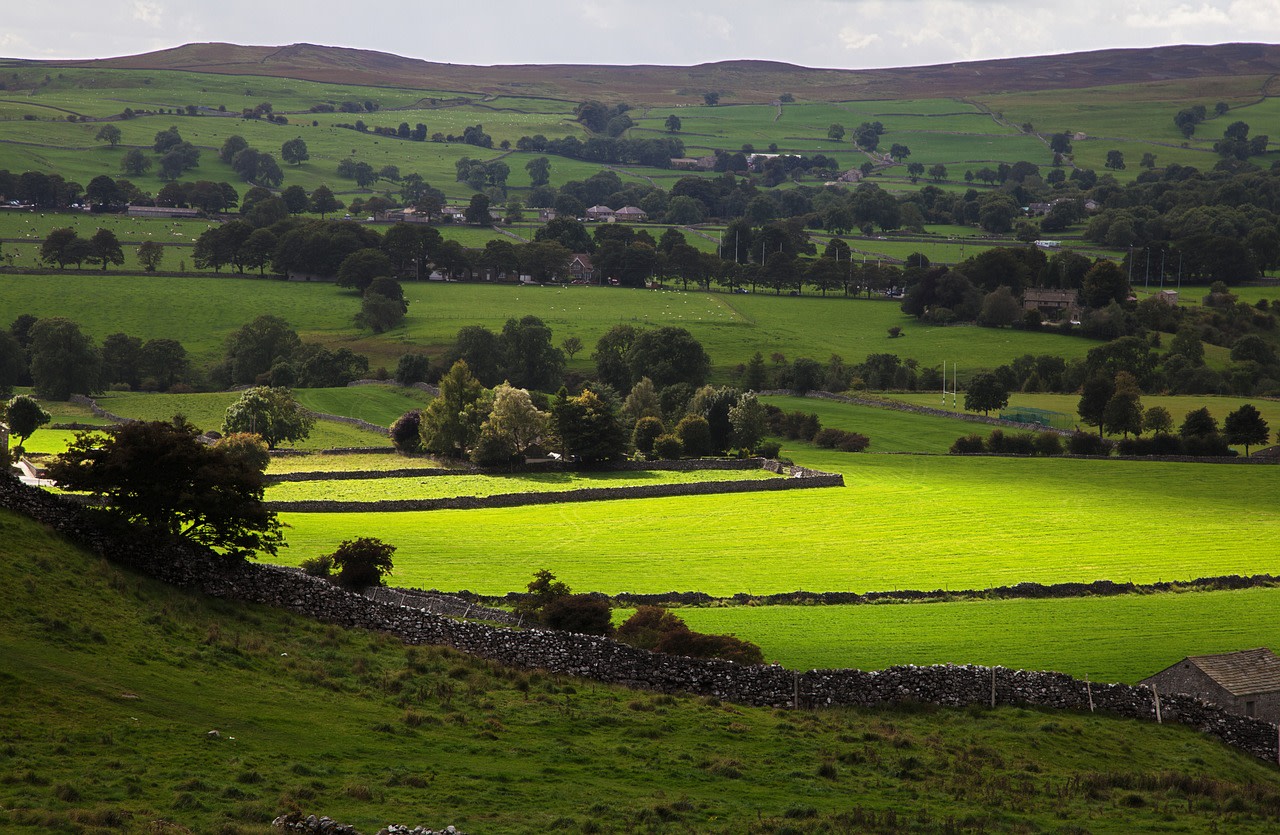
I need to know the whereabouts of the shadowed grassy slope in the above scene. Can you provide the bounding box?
[7,506,1280,832]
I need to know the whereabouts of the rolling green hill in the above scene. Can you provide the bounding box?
[7,503,1280,833]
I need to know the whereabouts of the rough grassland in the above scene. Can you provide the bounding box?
[8,507,1280,833]
[275,454,1279,595]
[674,587,1280,683]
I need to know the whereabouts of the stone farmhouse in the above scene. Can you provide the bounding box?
[1141,648,1280,724]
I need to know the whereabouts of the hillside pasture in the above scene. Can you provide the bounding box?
[675,587,1280,683]
[275,454,1280,595]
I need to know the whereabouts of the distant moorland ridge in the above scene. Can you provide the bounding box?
[16,40,1280,103]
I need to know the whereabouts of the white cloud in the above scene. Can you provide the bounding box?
[838,27,881,52]
[131,1,164,27]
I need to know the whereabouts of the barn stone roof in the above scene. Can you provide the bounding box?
[1185,648,1280,696]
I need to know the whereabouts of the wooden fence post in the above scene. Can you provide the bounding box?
[990,667,996,708]
[1152,685,1162,724]
[1086,674,1094,713]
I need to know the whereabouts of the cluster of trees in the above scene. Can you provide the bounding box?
[513,570,764,664]
[39,227,124,271]
[216,315,370,389]
[218,135,285,187]
[146,126,201,181]
[515,132,685,169]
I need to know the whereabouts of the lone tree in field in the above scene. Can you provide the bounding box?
[95,124,122,147]
[664,114,682,133]
[47,419,282,559]
[3,394,51,454]
[1224,404,1270,455]
[328,537,395,590]
[964,373,1009,416]
[136,241,165,272]
[222,386,314,450]
[280,137,309,166]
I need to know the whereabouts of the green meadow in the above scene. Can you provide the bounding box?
[274,454,1280,595]
[675,587,1280,683]
[0,275,1110,374]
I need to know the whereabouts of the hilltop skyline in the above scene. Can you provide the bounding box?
[2,0,1276,71]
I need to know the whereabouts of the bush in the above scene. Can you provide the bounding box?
[652,433,683,459]
[541,594,612,635]
[813,427,870,452]
[632,415,665,457]
[617,606,765,665]
[757,440,782,459]
[390,410,423,454]
[1033,432,1063,456]
[950,434,985,454]
[1182,432,1235,457]
[329,537,395,589]
[1066,432,1114,456]
[674,415,712,457]
[998,431,1037,456]
[299,554,332,577]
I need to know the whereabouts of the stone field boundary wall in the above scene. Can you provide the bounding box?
[2,473,1278,765]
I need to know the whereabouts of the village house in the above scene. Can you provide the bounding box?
[585,205,615,222]
[1023,288,1081,321]
[567,253,594,283]
[1141,648,1280,723]
[614,206,648,222]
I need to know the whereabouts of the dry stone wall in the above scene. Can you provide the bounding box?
[2,473,1277,764]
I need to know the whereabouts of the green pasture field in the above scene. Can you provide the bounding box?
[977,76,1272,145]
[275,454,1280,595]
[1068,139,1221,181]
[884,391,1280,445]
[675,587,1280,683]
[266,467,779,502]
[265,451,425,474]
[759,394,988,452]
[0,210,216,242]
[873,131,1051,166]
[90,390,393,450]
[433,225,513,247]
[9,508,1280,834]
[0,275,1109,375]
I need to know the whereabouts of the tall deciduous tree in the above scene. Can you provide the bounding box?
[964,372,1009,416]
[281,137,309,165]
[551,387,626,465]
[420,360,488,457]
[222,386,314,450]
[3,394,51,451]
[48,419,282,558]
[28,317,100,400]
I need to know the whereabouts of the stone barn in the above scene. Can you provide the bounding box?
[1141,648,1280,723]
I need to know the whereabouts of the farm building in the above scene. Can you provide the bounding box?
[127,205,200,219]
[1140,648,1280,723]
[1023,288,1080,320]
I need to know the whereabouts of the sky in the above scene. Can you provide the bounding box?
[2,0,1278,70]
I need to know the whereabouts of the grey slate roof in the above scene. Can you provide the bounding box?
[1185,648,1280,696]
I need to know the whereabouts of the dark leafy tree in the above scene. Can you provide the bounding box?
[47,419,282,558]
[1224,404,1269,455]
[336,248,393,292]
[551,387,627,465]
[329,537,395,589]
[281,137,309,165]
[420,360,488,457]
[964,372,1009,415]
[593,324,639,392]
[499,315,564,391]
[626,326,710,390]
[136,240,165,272]
[223,315,301,386]
[87,229,124,271]
[28,317,100,400]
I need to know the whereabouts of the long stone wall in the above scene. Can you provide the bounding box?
[1,473,1276,764]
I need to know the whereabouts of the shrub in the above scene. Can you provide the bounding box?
[390,409,423,454]
[950,434,985,454]
[674,414,712,457]
[813,427,870,452]
[540,594,612,635]
[654,625,764,665]
[652,433,683,459]
[999,432,1037,456]
[632,415,665,457]
[1033,433,1063,456]
[299,554,332,577]
[1066,432,1113,456]
[329,537,395,589]
[757,440,782,459]
[1182,432,1235,457]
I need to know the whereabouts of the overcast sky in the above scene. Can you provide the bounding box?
[2,1,1278,70]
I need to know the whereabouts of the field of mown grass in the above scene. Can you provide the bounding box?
[266,467,779,503]
[759,394,986,452]
[674,587,1280,683]
[274,454,1279,595]
[10,507,1280,834]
